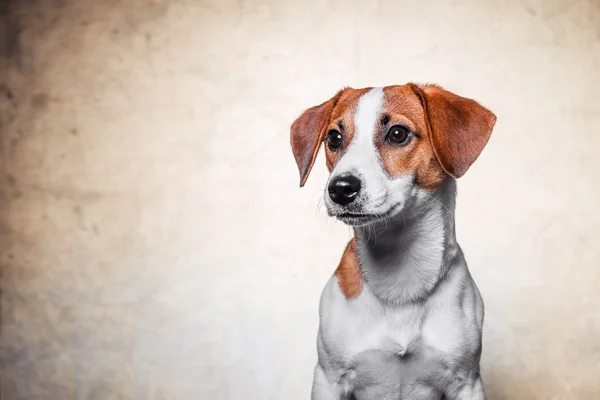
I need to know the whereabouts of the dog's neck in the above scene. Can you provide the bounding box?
[354,177,460,305]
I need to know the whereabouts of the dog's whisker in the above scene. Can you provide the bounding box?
[422,192,452,216]
[310,187,325,202]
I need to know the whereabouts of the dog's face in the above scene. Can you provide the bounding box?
[291,84,496,227]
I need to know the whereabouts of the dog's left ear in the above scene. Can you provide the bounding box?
[410,84,497,178]
[290,90,344,187]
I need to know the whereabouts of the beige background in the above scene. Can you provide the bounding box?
[1,0,599,399]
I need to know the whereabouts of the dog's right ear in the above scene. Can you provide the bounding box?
[290,90,344,187]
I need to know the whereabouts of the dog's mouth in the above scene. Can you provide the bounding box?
[335,203,403,227]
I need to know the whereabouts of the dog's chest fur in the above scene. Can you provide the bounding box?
[318,245,480,399]
[321,280,422,363]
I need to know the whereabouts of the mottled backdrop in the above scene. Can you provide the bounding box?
[1,0,599,399]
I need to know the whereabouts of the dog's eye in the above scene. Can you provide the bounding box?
[326,130,343,151]
[386,125,412,146]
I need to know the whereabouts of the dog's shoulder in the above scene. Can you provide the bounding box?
[335,239,363,299]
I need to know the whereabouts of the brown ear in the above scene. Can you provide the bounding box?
[290,90,344,187]
[410,84,497,178]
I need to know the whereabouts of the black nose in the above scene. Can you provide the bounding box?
[328,175,362,206]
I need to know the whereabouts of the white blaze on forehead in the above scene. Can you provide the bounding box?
[354,87,384,144]
[332,88,384,176]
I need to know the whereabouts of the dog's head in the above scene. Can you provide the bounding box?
[291,84,496,226]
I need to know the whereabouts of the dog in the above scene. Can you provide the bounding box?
[290,83,496,400]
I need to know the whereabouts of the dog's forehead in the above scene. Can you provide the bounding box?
[330,87,371,121]
[382,85,425,122]
[331,85,423,127]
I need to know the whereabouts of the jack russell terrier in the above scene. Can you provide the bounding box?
[290,84,496,400]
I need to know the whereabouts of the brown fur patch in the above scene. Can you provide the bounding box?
[379,85,446,190]
[335,239,363,299]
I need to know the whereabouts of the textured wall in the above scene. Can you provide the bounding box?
[1,0,599,399]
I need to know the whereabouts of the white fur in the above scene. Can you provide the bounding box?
[319,276,423,363]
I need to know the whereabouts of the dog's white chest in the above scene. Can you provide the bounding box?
[320,277,423,364]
